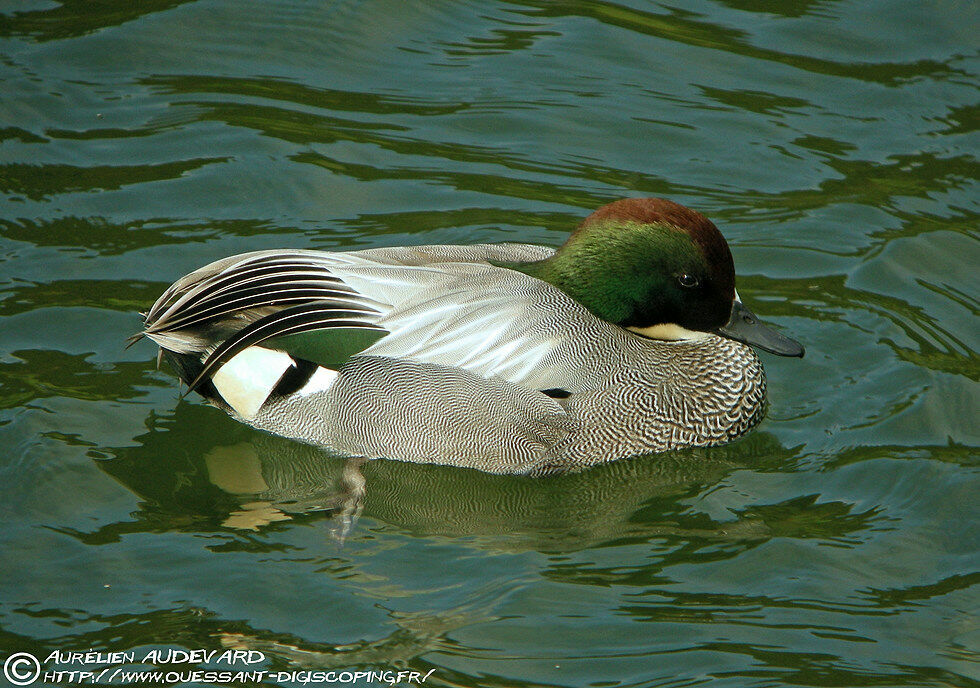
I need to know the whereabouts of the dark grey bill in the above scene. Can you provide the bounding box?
[716,300,804,357]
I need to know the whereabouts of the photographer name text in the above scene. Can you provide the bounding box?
[45,649,264,666]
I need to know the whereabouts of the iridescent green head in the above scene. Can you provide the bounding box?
[515,198,803,357]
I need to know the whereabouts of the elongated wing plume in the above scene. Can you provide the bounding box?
[185,302,386,394]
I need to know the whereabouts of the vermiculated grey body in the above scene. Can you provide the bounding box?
[144,243,767,475]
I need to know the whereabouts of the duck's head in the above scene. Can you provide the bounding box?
[519,198,803,357]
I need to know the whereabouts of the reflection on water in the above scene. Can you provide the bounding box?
[72,403,860,555]
[745,273,978,380]
[0,2,195,42]
[506,0,964,84]
[206,445,366,538]
[0,157,228,201]
[0,350,152,410]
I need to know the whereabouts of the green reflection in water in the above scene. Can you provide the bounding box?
[0,350,158,410]
[744,273,979,380]
[142,74,472,117]
[0,216,279,253]
[504,0,966,85]
[0,0,196,42]
[0,158,227,201]
[0,279,163,316]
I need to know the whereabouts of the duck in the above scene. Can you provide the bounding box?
[136,198,803,475]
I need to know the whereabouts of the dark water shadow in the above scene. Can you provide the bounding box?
[0,349,157,411]
[0,216,287,255]
[0,158,227,202]
[0,0,198,42]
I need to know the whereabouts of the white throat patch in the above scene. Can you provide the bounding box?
[627,323,711,342]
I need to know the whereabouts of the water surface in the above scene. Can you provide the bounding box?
[1,1,977,686]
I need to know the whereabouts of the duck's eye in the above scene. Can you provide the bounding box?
[677,273,699,288]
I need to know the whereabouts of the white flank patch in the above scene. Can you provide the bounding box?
[628,323,711,342]
[211,346,294,419]
[297,366,338,396]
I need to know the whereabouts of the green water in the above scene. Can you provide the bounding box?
[1,1,977,686]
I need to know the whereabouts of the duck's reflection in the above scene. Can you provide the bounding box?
[86,403,807,548]
[205,443,365,537]
[188,417,794,546]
